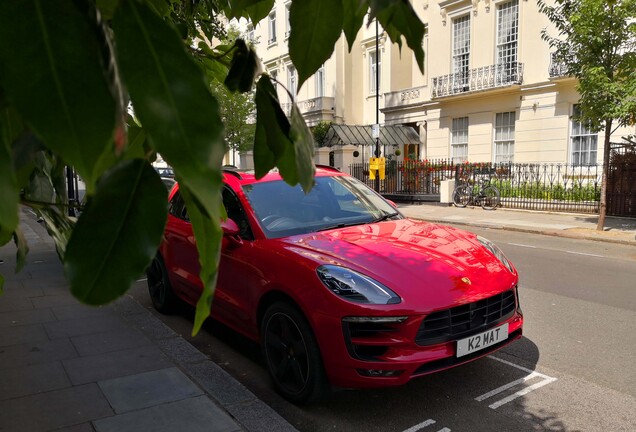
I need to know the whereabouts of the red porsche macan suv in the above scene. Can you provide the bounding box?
[147,166,523,403]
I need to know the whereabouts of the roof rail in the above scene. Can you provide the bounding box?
[315,164,341,173]
[222,166,243,179]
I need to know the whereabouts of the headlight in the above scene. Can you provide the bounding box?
[477,236,515,273]
[316,265,401,305]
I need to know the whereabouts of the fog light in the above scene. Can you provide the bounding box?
[357,369,405,377]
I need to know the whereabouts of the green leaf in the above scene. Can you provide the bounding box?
[13,227,29,274]
[113,0,227,332]
[224,0,275,25]
[289,105,316,192]
[0,115,19,237]
[65,159,168,305]
[343,0,369,51]
[253,76,315,190]
[289,0,344,89]
[225,39,260,93]
[369,0,425,74]
[36,205,75,260]
[0,0,116,192]
[113,0,225,219]
[254,76,292,179]
[179,186,223,336]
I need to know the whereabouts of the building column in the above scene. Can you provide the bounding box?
[239,151,254,170]
[314,146,331,166]
[332,144,358,174]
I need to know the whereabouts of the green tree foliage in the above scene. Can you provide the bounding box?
[311,121,332,147]
[539,0,636,229]
[0,0,424,334]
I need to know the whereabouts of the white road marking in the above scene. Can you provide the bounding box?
[402,419,436,432]
[475,356,558,409]
[565,251,605,258]
[506,243,537,249]
[136,277,148,282]
[436,429,451,432]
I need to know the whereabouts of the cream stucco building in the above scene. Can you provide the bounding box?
[246,0,634,171]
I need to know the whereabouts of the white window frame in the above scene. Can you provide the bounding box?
[494,112,515,163]
[570,105,598,166]
[268,12,277,44]
[287,65,297,102]
[452,15,471,90]
[451,117,469,163]
[496,0,519,80]
[246,24,254,42]
[285,3,291,38]
[315,64,325,98]
[369,50,380,95]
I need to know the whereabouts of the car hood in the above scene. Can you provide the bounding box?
[280,219,517,311]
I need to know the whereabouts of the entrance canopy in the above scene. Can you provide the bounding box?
[322,124,420,147]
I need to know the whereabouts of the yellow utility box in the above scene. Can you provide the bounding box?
[368,157,386,180]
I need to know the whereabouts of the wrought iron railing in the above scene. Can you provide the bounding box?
[456,163,602,213]
[549,52,569,78]
[350,159,455,196]
[431,62,523,98]
[349,161,603,213]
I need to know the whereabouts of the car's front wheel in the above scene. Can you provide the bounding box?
[260,302,328,404]
[147,255,178,314]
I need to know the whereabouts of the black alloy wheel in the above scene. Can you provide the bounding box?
[147,255,178,314]
[261,302,328,404]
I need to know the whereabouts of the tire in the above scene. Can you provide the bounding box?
[480,185,501,210]
[260,302,329,404]
[147,255,178,314]
[452,184,472,208]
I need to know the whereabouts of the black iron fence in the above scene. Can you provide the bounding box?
[350,159,455,197]
[349,160,603,214]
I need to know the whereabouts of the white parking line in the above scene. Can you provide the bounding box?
[475,356,557,409]
[402,419,436,432]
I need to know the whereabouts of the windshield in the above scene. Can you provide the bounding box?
[242,175,403,239]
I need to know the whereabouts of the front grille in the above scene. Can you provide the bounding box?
[415,289,516,346]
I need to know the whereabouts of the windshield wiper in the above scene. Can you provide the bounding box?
[373,212,400,223]
[316,221,367,232]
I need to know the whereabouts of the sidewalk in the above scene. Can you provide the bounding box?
[398,202,636,246]
[0,208,298,432]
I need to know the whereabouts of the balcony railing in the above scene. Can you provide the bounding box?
[431,62,524,98]
[281,97,335,120]
[548,52,569,78]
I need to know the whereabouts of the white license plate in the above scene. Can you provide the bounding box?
[456,323,509,358]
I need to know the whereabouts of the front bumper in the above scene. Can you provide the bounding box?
[315,307,524,389]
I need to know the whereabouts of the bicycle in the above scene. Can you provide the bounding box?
[452,178,501,210]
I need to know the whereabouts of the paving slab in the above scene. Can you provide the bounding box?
[0,361,71,400]
[0,383,112,432]
[44,314,131,340]
[0,307,56,328]
[98,367,203,414]
[0,323,48,348]
[0,338,78,368]
[71,327,152,357]
[0,297,34,313]
[93,395,242,432]
[63,345,173,385]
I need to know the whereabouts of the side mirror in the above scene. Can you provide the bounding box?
[221,218,240,236]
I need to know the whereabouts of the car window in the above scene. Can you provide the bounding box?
[168,191,189,222]
[222,186,253,240]
[242,175,401,238]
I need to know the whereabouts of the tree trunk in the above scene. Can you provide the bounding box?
[596,119,613,231]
